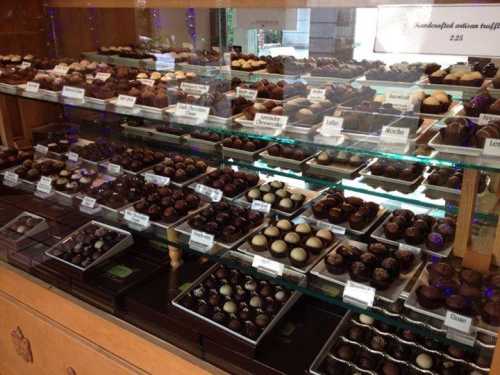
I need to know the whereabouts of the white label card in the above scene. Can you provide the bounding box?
[194,184,222,202]
[380,126,410,143]
[107,163,122,175]
[139,78,155,87]
[478,113,500,125]
[81,196,96,209]
[116,95,137,108]
[37,176,52,194]
[444,310,472,333]
[343,280,375,309]
[223,52,231,66]
[320,116,344,136]
[190,230,214,249]
[307,88,326,101]
[25,82,40,93]
[252,255,285,277]
[95,72,111,81]
[35,144,48,155]
[180,82,209,96]
[250,200,271,213]
[124,209,150,228]
[62,86,85,100]
[175,103,210,122]
[144,172,170,186]
[236,87,258,101]
[375,4,500,57]
[483,138,500,157]
[385,91,412,112]
[4,171,18,184]
[399,242,421,255]
[254,113,288,128]
[20,61,31,69]
[67,152,79,162]
[53,65,70,75]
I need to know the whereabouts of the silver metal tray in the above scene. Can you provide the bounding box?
[422,173,490,197]
[140,165,214,189]
[260,150,315,171]
[359,159,425,187]
[310,239,423,303]
[44,220,133,272]
[305,157,367,180]
[120,122,186,145]
[0,212,49,244]
[405,262,499,338]
[371,214,453,258]
[428,132,483,157]
[301,202,387,236]
[172,263,301,346]
[99,160,164,177]
[183,134,221,153]
[221,144,270,162]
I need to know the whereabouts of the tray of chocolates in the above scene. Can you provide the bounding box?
[359,159,426,187]
[228,78,306,103]
[52,166,113,198]
[69,139,127,165]
[260,144,315,171]
[120,123,186,145]
[428,117,500,157]
[281,97,336,135]
[0,148,34,171]
[44,221,133,272]
[405,261,500,337]
[305,151,368,179]
[175,201,266,250]
[189,167,260,201]
[310,239,422,303]
[371,210,455,258]
[103,147,166,175]
[172,263,300,346]
[238,180,322,217]
[0,212,49,249]
[220,136,270,162]
[184,130,222,152]
[9,158,71,186]
[310,311,491,375]
[140,154,210,188]
[302,190,386,236]
[238,218,338,273]
[422,167,490,197]
[122,185,207,230]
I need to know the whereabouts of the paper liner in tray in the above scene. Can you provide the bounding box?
[371,215,453,258]
[310,239,423,304]
[44,220,133,272]
[171,263,301,346]
[359,159,425,187]
[405,262,499,338]
[300,203,387,236]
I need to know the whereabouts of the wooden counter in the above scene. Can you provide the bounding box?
[0,261,225,375]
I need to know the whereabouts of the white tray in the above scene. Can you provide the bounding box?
[359,159,425,187]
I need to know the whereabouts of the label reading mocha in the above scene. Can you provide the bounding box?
[380,126,410,143]
[180,82,209,95]
[254,113,288,128]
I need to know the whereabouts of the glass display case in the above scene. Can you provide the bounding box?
[0,1,499,374]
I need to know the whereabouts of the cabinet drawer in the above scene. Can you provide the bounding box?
[0,292,144,375]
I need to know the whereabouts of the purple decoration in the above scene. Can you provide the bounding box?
[186,8,197,46]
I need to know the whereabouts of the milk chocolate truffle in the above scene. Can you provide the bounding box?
[289,247,308,267]
[270,240,288,258]
[415,353,433,370]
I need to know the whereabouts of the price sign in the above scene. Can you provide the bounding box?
[107,163,122,175]
[445,310,473,333]
[81,196,96,209]
[67,152,79,162]
[36,176,53,194]
[381,126,410,144]
[194,183,222,202]
[343,280,375,309]
[20,61,31,69]
[180,82,209,96]
[252,255,285,277]
[478,113,500,125]
[189,230,214,252]
[251,200,271,213]
[144,172,170,186]
[3,171,19,185]
[175,103,210,123]
[116,95,137,108]
[124,209,150,228]
[95,72,111,81]
[34,144,48,155]
[320,116,344,136]
[483,138,500,157]
[254,113,288,128]
[139,78,155,87]
[53,64,70,75]
[25,81,40,93]
[62,86,85,100]
[236,87,258,101]
[399,242,421,255]
[307,88,326,101]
